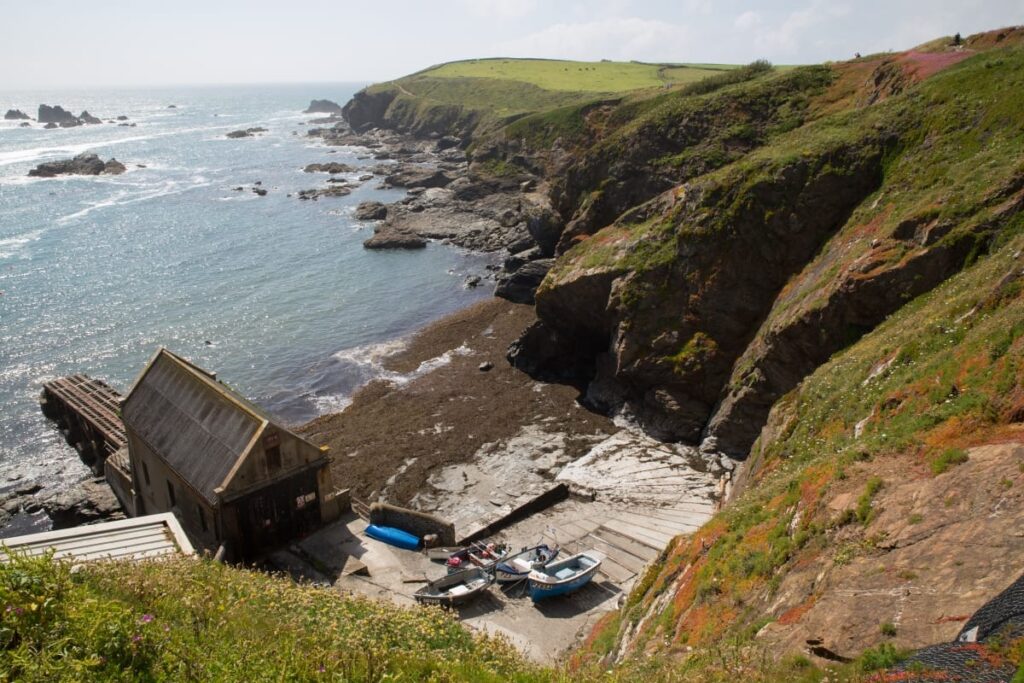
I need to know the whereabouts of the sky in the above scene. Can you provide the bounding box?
[1,0,1023,88]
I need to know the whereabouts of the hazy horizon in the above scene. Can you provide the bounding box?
[2,0,1023,89]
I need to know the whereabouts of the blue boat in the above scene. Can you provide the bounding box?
[494,544,560,584]
[527,551,603,602]
[365,524,422,551]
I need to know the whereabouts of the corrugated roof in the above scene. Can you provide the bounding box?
[122,349,265,504]
[0,513,195,564]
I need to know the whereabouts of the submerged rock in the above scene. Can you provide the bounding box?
[226,127,268,139]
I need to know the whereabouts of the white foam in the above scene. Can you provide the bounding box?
[312,341,473,416]
[0,229,43,260]
[56,177,213,224]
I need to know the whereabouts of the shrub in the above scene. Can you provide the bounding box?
[930,447,969,474]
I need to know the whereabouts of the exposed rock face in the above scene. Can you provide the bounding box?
[296,185,352,200]
[384,166,453,189]
[41,478,123,530]
[342,89,399,132]
[4,109,30,120]
[528,135,886,442]
[226,127,268,138]
[355,201,387,220]
[37,104,78,124]
[303,162,354,174]
[304,99,344,115]
[363,229,427,249]
[28,153,128,178]
[494,259,554,304]
[78,110,101,124]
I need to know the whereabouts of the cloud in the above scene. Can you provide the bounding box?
[497,17,692,62]
[740,2,851,57]
[457,0,538,19]
[734,11,762,31]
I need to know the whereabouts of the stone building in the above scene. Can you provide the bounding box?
[120,348,346,559]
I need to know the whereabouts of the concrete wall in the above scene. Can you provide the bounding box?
[126,429,220,553]
[369,502,456,546]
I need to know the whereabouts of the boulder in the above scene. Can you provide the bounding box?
[4,109,30,120]
[435,136,461,151]
[37,104,78,124]
[303,162,354,174]
[297,185,352,200]
[304,99,343,115]
[41,479,123,530]
[363,228,427,249]
[226,127,268,139]
[43,122,57,129]
[19,122,30,128]
[167,104,177,109]
[28,153,126,178]
[78,110,102,124]
[59,119,81,128]
[384,167,453,189]
[102,158,127,175]
[116,115,128,121]
[494,259,554,304]
[355,201,388,220]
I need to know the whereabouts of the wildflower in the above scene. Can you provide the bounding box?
[132,634,143,643]
[139,613,155,624]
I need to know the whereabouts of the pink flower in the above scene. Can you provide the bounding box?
[139,613,154,624]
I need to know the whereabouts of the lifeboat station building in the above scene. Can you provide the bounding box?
[118,348,346,560]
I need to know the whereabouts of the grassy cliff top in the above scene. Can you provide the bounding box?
[414,58,740,93]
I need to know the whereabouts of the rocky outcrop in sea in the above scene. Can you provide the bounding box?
[4,109,30,120]
[28,153,127,178]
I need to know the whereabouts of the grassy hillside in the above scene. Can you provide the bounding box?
[418,58,738,93]
[0,553,548,682]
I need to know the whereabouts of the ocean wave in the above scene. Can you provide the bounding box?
[308,341,473,416]
[56,177,213,224]
[0,229,43,260]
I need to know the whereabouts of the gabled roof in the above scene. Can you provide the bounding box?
[122,348,268,504]
[0,513,194,563]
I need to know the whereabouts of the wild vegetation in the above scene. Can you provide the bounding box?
[10,26,1024,683]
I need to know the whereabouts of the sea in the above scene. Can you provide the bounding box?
[0,83,496,521]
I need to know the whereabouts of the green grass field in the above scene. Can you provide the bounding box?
[418,58,738,93]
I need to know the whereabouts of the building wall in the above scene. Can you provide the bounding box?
[126,429,220,553]
[226,425,329,498]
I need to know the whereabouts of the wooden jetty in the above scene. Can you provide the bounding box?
[40,374,127,475]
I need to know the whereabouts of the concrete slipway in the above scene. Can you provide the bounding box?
[272,426,722,662]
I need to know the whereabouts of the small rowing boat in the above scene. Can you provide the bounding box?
[425,546,465,562]
[527,551,603,602]
[494,544,560,583]
[413,567,494,607]
[365,524,422,551]
[445,542,510,573]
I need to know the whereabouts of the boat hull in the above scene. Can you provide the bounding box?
[494,545,559,583]
[528,568,597,601]
[365,524,421,551]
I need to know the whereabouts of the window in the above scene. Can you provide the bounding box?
[142,462,151,486]
[197,504,208,532]
[266,445,281,471]
[166,480,176,507]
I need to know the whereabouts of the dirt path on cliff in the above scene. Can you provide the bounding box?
[300,298,616,504]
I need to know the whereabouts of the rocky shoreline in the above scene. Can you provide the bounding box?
[304,120,559,303]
